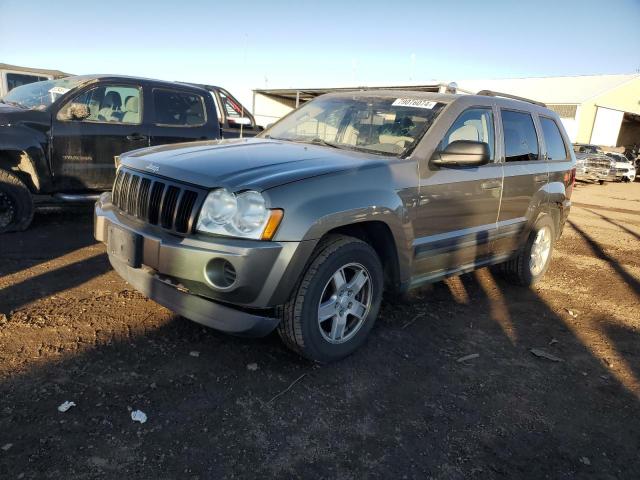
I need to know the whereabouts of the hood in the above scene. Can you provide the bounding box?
[121,138,389,191]
[0,102,49,126]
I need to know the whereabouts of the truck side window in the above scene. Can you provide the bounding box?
[540,117,568,160]
[153,89,206,126]
[501,110,539,162]
[57,85,142,124]
[441,108,495,160]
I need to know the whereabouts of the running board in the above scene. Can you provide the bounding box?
[53,193,101,202]
[33,193,103,205]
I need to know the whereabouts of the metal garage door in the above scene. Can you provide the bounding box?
[590,106,624,147]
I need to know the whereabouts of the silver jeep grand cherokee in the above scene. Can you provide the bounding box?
[95,89,576,362]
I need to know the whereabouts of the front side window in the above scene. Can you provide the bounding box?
[57,85,142,124]
[263,96,446,157]
[501,110,539,162]
[540,117,568,161]
[440,107,495,160]
[153,89,206,126]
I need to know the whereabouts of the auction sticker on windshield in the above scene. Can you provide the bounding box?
[48,86,71,96]
[392,98,437,109]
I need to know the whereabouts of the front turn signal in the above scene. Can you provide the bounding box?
[261,209,284,240]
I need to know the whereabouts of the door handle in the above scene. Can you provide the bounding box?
[534,174,547,184]
[481,180,502,190]
[126,134,148,141]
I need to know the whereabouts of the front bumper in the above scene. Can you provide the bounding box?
[95,195,314,336]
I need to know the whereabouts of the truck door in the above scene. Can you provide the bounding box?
[51,83,148,191]
[148,88,216,146]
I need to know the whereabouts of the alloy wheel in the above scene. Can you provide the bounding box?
[530,226,552,276]
[317,262,372,344]
[0,191,15,229]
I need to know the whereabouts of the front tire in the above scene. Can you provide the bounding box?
[499,215,556,287]
[0,169,34,233]
[277,235,384,363]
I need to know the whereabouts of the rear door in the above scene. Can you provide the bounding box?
[148,87,217,146]
[493,108,548,255]
[51,82,148,190]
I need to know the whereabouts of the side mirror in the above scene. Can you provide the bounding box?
[68,103,90,120]
[431,140,490,167]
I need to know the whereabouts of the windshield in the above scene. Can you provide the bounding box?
[262,95,446,157]
[2,77,86,110]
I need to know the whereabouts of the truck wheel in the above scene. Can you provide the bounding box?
[0,169,34,233]
[277,235,384,363]
[499,215,556,287]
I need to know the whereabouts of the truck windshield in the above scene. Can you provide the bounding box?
[2,77,85,110]
[262,95,446,157]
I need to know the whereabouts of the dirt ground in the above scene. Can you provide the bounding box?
[1,181,639,479]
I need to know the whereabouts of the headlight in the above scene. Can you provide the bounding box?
[196,189,282,240]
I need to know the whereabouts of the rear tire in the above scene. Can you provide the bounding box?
[499,215,556,287]
[277,235,384,363]
[0,169,34,233]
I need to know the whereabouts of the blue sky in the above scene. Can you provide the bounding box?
[1,0,639,106]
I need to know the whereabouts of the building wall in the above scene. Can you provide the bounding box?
[575,77,640,145]
[253,94,297,128]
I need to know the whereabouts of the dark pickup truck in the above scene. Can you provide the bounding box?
[0,74,258,232]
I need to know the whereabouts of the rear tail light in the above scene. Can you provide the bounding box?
[564,168,576,199]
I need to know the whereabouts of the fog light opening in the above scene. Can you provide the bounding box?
[205,258,237,289]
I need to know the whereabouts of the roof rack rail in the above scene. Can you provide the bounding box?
[476,90,546,107]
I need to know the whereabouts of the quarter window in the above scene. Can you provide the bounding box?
[441,107,495,160]
[153,89,206,126]
[501,110,539,162]
[540,117,568,161]
[57,85,142,124]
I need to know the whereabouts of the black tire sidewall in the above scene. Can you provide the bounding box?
[298,242,383,362]
[0,170,33,233]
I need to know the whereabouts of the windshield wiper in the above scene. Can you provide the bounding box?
[306,137,341,149]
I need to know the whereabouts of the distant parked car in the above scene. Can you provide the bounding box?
[605,152,637,182]
[572,143,620,184]
[0,75,221,232]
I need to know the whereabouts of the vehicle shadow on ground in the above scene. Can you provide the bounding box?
[1,264,639,479]
[568,219,640,295]
[0,206,96,279]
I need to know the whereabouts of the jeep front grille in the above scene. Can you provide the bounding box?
[112,168,205,234]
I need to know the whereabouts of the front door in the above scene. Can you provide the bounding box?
[51,83,148,191]
[412,106,502,283]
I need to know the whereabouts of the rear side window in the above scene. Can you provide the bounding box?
[441,107,495,160]
[501,110,539,162]
[153,89,206,126]
[540,117,568,160]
